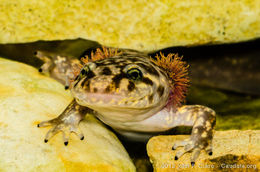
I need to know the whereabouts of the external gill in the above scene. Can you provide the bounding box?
[151,53,189,109]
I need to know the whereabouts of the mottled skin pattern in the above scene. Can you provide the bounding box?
[37,50,216,165]
[36,51,81,90]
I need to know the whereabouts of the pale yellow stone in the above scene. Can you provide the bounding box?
[0,0,259,51]
[0,58,135,172]
[147,130,260,172]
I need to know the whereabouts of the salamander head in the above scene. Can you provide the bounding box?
[71,52,170,121]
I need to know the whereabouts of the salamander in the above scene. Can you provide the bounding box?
[37,47,216,165]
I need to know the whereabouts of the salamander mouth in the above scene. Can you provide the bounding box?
[73,91,150,108]
[81,93,125,104]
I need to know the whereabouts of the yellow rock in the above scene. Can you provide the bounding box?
[0,0,260,51]
[147,130,260,172]
[0,58,135,172]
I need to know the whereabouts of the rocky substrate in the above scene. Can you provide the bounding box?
[0,57,135,171]
[147,130,260,172]
[0,0,259,51]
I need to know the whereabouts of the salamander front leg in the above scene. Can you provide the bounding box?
[172,105,216,166]
[35,51,53,73]
[37,99,90,145]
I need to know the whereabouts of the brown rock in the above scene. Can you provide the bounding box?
[147,130,260,171]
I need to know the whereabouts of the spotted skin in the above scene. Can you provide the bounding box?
[172,105,216,165]
[37,49,216,164]
[35,51,81,89]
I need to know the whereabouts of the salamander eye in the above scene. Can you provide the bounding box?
[127,68,143,81]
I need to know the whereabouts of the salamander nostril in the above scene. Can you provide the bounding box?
[104,86,111,93]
